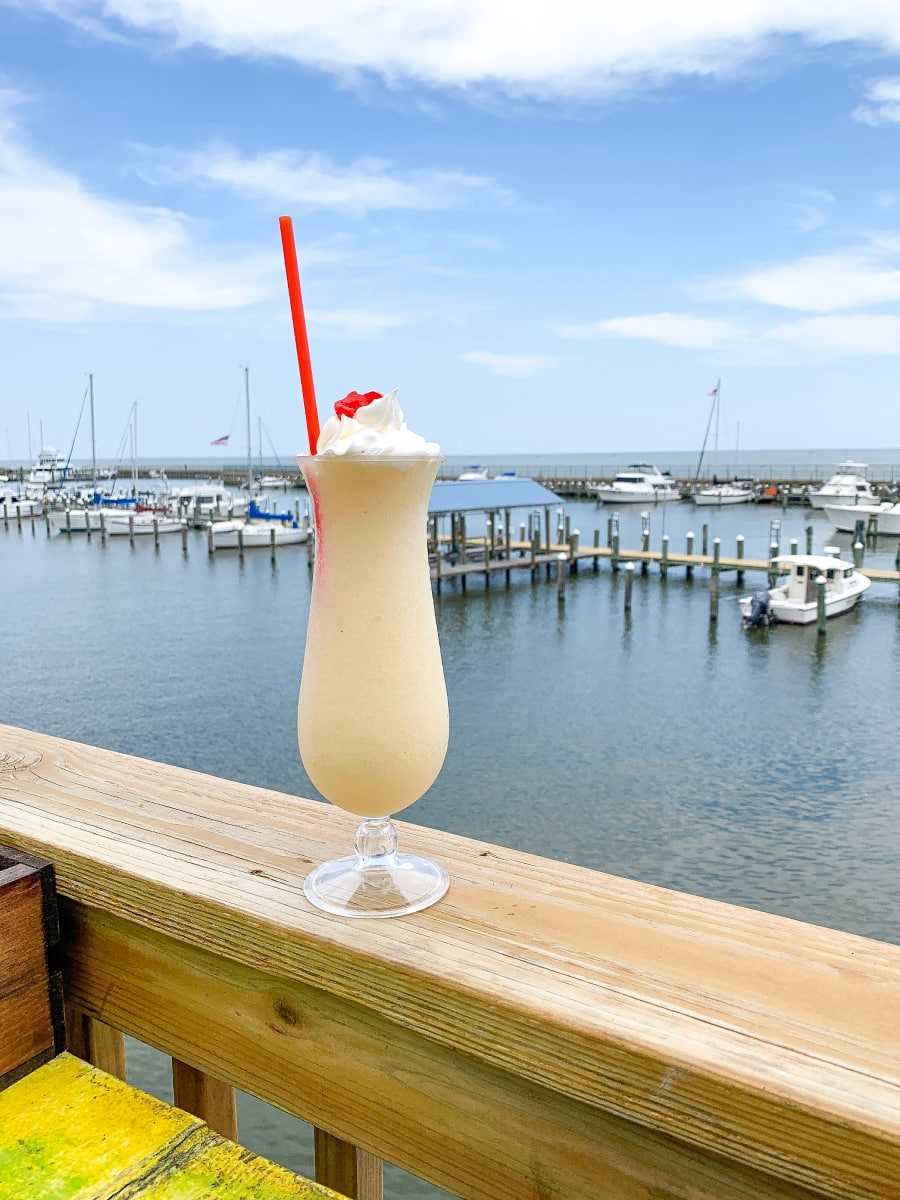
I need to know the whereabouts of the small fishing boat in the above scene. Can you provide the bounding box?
[739,554,870,627]
[594,464,680,504]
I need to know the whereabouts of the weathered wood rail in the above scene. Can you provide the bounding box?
[0,723,898,1200]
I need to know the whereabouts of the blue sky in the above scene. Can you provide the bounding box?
[3,3,900,459]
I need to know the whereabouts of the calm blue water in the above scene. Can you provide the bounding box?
[2,495,899,1197]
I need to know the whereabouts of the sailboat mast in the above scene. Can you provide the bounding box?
[131,403,138,498]
[713,377,721,470]
[244,367,252,495]
[88,373,97,489]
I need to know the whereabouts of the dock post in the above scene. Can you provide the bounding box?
[702,524,709,556]
[855,518,866,546]
[867,513,879,539]
[592,528,600,571]
[736,534,745,585]
[789,537,798,556]
[564,513,571,543]
[769,518,781,555]
[624,561,634,612]
[640,511,650,574]
[100,511,107,544]
[556,553,567,602]
[519,523,526,557]
[685,531,694,578]
[2,502,7,529]
[307,525,315,567]
[153,517,160,549]
[853,540,864,568]
[237,525,244,560]
[207,522,215,555]
[709,568,720,623]
[713,537,721,576]
[660,534,669,578]
[128,514,135,544]
[806,524,813,554]
[459,515,468,565]
[44,512,51,537]
[606,515,613,547]
[270,526,277,564]
[65,508,72,536]
[530,533,539,580]
[569,530,579,573]
[85,512,92,541]
[768,543,779,587]
[505,507,512,563]
[181,522,189,555]
[816,576,827,636]
[611,531,620,573]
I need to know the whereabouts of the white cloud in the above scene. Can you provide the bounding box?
[0,88,273,321]
[138,143,514,213]
[309,308,411,337]
[20,1,900,97]
[853,77,900,126]
[558,312,741,349]
[462,351,554,377]
[766,314,900,354]
[721,248,900,312]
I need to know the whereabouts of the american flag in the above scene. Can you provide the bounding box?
[210,435,229,446]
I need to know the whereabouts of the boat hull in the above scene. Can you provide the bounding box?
[823,503,900,535]
[595,489,681,504]
[209,520,308,549]
[105,516,185,536]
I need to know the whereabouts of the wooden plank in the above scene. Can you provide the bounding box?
[173,1059,238,1140]
[59,904,821,1200]
[0,850,56,1086]
[0,1053,342,1199]
[314,1129,383,1200]
[0,725,898,1200]
[66,1005,127,1081]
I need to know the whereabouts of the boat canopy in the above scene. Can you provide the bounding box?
[428,478,560,515]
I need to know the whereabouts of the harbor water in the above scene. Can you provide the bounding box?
[3,493,900,1198]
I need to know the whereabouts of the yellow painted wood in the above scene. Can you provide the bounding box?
[0,1053,344,1200]
[0,725,899,1200]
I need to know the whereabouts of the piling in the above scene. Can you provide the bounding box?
[640,512,650,574]
[128,514,135,544]
[65,508,72,536]
[44,512,51,537]
[701,524,708,556]
[606,516,613,547]
[789,538,798,556]
[806,525,813,554]
[624,561,634,611]
[853,540,864,568]
[660,534,669,578]
[611,531,620,573]
[685,531,694,578]
[736,535,745,584]
[592,528,600,571]
[237,525,245,561]
[15,505,21,531]
[712,537,721,574]
[530,533,540,579]
[2,502,7,529]
[556,553,567,602]
[153,518,160,549]
[181,523,189,555]
[206,523,214,555]
[816,577,827,636]
[270,526,277,564]
[569,530,580,573]
[307,526,315,567]
[709,568,720,623]
[100,511,107,544]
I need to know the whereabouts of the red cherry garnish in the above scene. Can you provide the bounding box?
[334,390,382,419]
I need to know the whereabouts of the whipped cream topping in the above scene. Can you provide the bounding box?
[316,389,440,457]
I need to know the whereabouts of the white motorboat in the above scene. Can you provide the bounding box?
[691,481,753,506]
[594,464,681,504]
[26,446,68,493]
[458,465,491,480]
[739,553,870,626]
[808,462,881,509]
[0,490,43,519]
[823,501,900,536]
[169,482,248,525]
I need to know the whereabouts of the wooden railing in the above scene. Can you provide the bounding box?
[0,722,898,1200]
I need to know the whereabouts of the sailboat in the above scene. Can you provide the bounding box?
[209,368,308,549]
[691,380,752,506]
[104,404,185,537]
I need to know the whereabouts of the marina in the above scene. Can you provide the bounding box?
[3,476,900,1200]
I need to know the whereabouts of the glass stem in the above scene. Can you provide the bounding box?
[354,817,399,870]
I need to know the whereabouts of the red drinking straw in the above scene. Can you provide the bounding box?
[278,215,321,454]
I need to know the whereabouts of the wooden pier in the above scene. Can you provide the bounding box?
[0,723,898,1200]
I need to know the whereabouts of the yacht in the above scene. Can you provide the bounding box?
[808,462,881,509]
[594,464,681,504]
[740,554,870,626]
[25,446,68,494]
[823,501,900,536]
[458,465,491,480]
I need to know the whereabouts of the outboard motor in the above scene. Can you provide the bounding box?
[745,590,771,628]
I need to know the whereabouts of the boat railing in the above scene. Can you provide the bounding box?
[0,722,898,1200]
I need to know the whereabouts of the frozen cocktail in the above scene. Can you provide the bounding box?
[297,389,449,916]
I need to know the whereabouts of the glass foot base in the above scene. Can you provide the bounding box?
[303,851,449,917]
